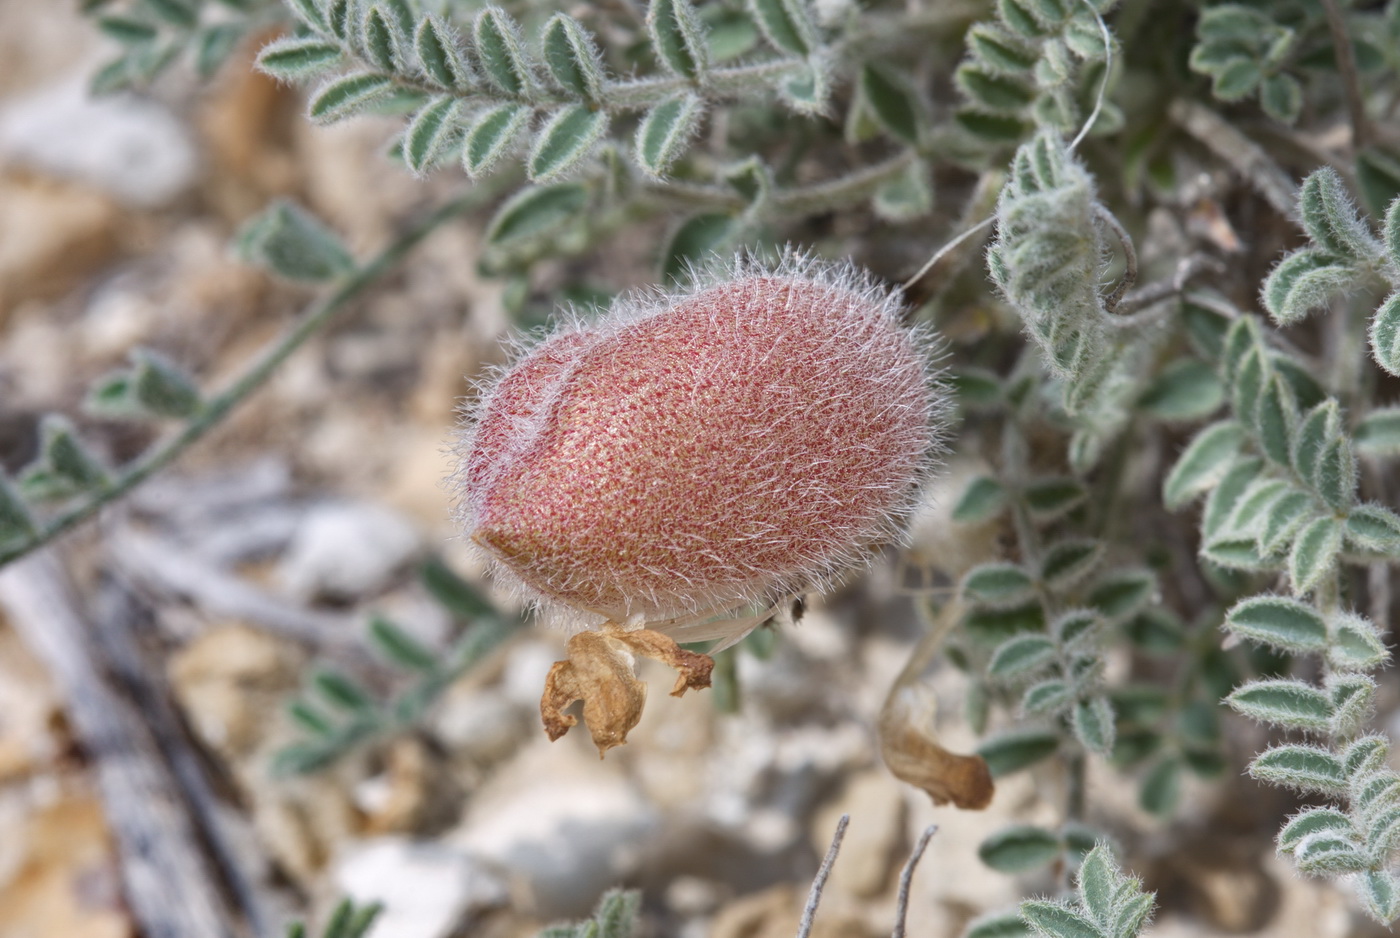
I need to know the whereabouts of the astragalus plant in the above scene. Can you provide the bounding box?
[6,0,1400,933]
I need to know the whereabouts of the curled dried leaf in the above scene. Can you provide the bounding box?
[878,600,994,810]
[541,622,713,755]
[880,684,994,809]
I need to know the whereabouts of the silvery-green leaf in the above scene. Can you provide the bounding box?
[1249,744,1347,794]
[1138,359,1223,420]
[486,183,589,244]
[403,96,461,174]
[1380,189,1400,264]
[997,0,1046,39]
[195,23,246,79]
[1312,438,1355,511]
[541,14,606,100]
[1327,673,1375,738]
[963,910,1032,938]
[21,416,109,503]
[1076,844,1116,927]
[988,634,1056,680]
[647,0,708,79]
[1288,515,1342,596]
[1355,407,1400,459]
[1258,489,1313,555]
[462,103,531,177]
[415,15,473,89]
[325,0,350,40]
[1138,757,1180,817]
[1221,315,1261,380]
[1344,736,1390,776]
[1202,456,1262,541]
[1357,871,1400,924]
[747,0,815,56]
[977,728,1059,778]
[1254,373,1297,466]
[956,62,1035,115]
[286,0,328,31]
[967,22,1037,75]
[661,213,739,284]
[1298,166,1383,263]
[137,0,191,26]
[1228,679,1332,731]
[1224,595,1327,653]
[1021,679,1072,715]
[779,60,829,114]
[1087,569,1155,625]
[528,105,608,182]
[474,7,532,96]
[953,476,1008,523]
[0,474,33,550]
[1072,696,1115,756]
[98,15,158,44]
[256,36,344,82]
[1346,504,1400,556]
[872,158,933,222]
[1328,612,1389,672]
[1231,346,1265,421]
[978,826,1061,873]
[1278,807,1353,854]
[635,92,704,178]
[308,71,395,123]
[1370,291,1400,377]
[1163,420,1245,509]
[1023,476,1087,522]
[1293,401,1340,481]
[1295,832,1368,875]
[361,6,399,71]
[1019,901,1099,938]
[1041,539,1104,592]
[963,563,1036,608]
[131,349,201,418]
[235,199,356,282]
[860,64,921,143]
[1222,477,1288,541]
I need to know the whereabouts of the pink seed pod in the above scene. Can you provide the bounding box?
[451,252,945,640]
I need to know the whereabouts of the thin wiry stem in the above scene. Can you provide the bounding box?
[1095,202,1137,313]
[890,825,937,938]
[1318,0,1373,151]
[0,183,507,570]
[796,814,849,938]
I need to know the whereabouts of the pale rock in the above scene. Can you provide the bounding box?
[455,737,660,918]
[813,769,908,899]
[0,77,198,208]
[333,837,507,938]
[0,176,118,320]
[280,501,422,601]
[168,625,302,759]
[431,687,529,767]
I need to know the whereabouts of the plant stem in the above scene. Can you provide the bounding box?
[0,184,503,570]
[1318,0,1373,152]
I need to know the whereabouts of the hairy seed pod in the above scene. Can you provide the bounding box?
[451,253,945,640]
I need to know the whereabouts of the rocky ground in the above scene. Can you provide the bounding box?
[0,3,1394,937]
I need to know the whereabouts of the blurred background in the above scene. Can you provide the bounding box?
[0,1,1388,936]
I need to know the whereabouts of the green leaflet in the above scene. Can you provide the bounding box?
[529,105,609,182]
[979,825,1061,872]
[635,93,704,178]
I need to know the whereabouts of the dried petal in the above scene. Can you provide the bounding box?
[541,622,713,755]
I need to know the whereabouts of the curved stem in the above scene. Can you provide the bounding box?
[0,185,503,570]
